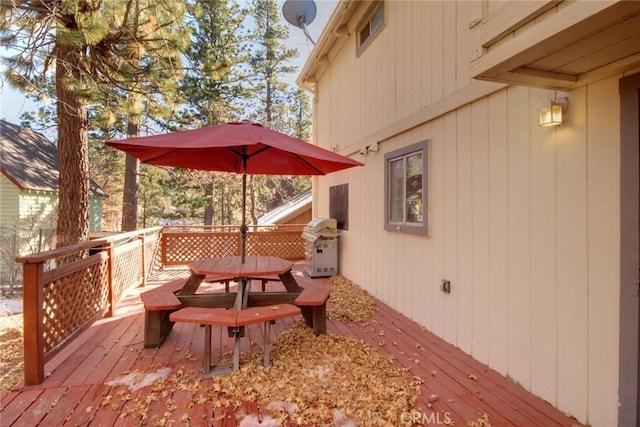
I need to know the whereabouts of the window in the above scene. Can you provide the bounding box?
[384,140,428,235]
[357,1,385,55]
[329,183,349,230]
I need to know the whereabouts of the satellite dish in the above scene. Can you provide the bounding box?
[282,0,317,45]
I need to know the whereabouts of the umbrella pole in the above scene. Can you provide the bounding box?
[237,170,248,311]
[241,170,247,263]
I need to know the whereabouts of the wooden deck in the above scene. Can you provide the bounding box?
[1,267,582,426]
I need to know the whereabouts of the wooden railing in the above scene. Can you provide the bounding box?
[15,224,305,384]
[15,227,162,385]
[161,224,305,266]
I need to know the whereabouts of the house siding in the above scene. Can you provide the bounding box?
[2,174,102,234]
[89,197,103,232]
[18,190,58,225]
[310,2,624,425]
[0,174,19,226]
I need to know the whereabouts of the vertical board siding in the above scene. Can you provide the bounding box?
[430,118,445,337]
[455,105,474,356]
[470,98,491,366]
[431,1,444,103]
[506,86,532,390]
[442,112,459,344]
[585,78,620,427]
[555,86,588,421]
[528,88,558,404]
[314,2,622,425]
[443,1,458,98]
[487,91,509,375]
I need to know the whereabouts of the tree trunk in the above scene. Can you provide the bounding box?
[55,42,89,248]
[121,119,139,232]
[249,175,258,225]
[203,174,214,225]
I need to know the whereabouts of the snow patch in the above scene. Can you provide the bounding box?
[307,364,330,381]
[266,400,298,415]
[239,415,279,427]
[105,367,172,391]
[332,408,358,426]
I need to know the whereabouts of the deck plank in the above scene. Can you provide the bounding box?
[1,267,583,427]
[0,388,45,426]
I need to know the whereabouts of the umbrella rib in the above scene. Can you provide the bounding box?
[292,153,325,175]
[244,146,326,175]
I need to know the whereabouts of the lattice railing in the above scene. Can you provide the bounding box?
[111,239,144,303]
[161,225,305,266]
[16,227,162,385]
[17,225,303,385]
[42,254,110,353]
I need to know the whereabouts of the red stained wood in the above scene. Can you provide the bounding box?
[0,266,583,427]
[170,307,238,327]
[190,256,293,277]
[140,291,182,311]
[294,284,330,306]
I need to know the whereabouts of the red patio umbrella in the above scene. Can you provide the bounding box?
[106,120,363,261]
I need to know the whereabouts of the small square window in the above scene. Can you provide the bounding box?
[357,1,385,55]
[329,183,349,230]
[384,140,429,235]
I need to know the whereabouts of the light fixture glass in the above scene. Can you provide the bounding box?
[539,102,563,127]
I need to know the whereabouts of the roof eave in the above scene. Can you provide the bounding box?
[297,0,360,91]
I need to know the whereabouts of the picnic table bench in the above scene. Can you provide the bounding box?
[170,304,301,375]
[244,275,329,334]
[140,257,331,347]
[140,276,234,347]
[140,278,186,348]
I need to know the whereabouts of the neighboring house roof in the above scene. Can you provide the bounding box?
[0,119,104,196]
[257,189,312,225]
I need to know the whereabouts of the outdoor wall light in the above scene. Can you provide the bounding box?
[539,96,569,127]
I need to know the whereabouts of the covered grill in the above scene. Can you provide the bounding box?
[302,218,339,277]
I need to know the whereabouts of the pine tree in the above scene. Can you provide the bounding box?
[246,0,308,223]
[248,0,298,129]
[1,0,188,246]
[180,0,248,127]
[172,0,249,225]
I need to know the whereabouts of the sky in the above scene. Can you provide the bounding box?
[0,0,337,126]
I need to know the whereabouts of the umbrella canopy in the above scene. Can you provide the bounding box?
[106,120,363,175]
[106,120,363,262]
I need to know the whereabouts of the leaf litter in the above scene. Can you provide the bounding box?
[1,276,506,426]
[327,275,376,322]
[106,321,421,426]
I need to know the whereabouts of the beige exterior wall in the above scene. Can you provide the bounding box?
[309,2,626,425]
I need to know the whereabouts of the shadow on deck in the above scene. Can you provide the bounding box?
[1,265,582,426]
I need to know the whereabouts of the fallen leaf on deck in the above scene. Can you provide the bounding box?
[327,275,376,321]
[467,412,492,427]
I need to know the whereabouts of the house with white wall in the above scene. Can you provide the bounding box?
[298,1,640,426]
[0,119,104,241]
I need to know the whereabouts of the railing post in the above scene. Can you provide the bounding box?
[161,228,168,268]
[105,241,116,317]
[140,233,147,287]
[23,261,45,385]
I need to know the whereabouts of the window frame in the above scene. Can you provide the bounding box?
[384,140,429,235]
[356,1,385,56]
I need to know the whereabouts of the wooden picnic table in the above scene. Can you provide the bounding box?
[177,255,304,310]
[141,256,329,348]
